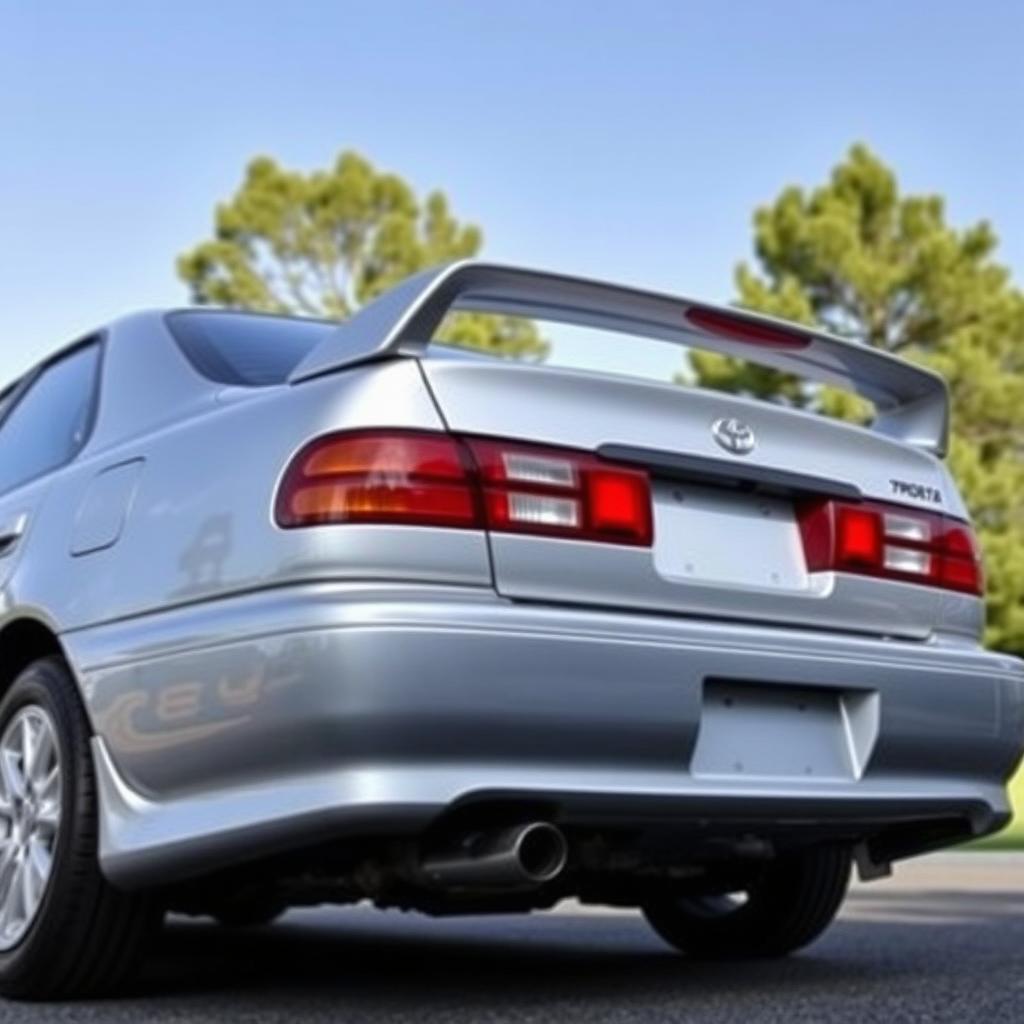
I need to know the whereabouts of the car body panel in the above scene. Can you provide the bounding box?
[0,263,1018,896]
[9,320,490,636]
[70,458,145,556]
[419,358,974,640]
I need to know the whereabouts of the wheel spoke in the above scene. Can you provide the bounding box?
[19,851,38,919]
[0,750,26,802]
[7,857,26,924]
[25,722,53,788]
[35,799,60,834]
[28,838,51,891]
[0,863,11,935]
[0,842,17,894]
[38,764,60,804]
[19,716,35,780]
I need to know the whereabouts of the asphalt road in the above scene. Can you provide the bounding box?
[2,853,1022,1022]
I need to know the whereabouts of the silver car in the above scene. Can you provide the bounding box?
[0,262,1020,998]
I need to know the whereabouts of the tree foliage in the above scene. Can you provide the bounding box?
[178,150,548,359]
[691,144,1024,653]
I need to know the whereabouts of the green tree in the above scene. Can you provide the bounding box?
[177,150,548,359]
[691,144,1024,654]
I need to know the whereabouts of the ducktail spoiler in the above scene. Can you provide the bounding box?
[289,261,950,457]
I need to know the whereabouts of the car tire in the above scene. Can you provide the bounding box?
[642,846,852,959]
[0,656,157,1000]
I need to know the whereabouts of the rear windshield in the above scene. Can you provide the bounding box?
[167,311,338,386]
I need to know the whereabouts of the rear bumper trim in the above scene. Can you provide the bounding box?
[65,584,1024,888]
[94,739,1007,888]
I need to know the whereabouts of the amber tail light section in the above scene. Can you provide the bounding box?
[275,430,653,547]
[275,431,479,529]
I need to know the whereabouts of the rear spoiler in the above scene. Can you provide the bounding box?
[289,261,950,457]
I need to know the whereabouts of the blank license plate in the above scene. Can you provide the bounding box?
[691,680,858,782]
[652,482,808,590]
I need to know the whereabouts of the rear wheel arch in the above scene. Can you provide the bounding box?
[0,647,156,996]
[0,617,74,708]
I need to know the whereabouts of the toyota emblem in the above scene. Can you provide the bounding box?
[711,417,756,456]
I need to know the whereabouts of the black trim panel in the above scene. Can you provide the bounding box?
[597,444,863,501]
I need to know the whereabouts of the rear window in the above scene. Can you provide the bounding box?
[167,311,338,386]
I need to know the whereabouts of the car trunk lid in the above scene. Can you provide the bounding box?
[420,357,960,639]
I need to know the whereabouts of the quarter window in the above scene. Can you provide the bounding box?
[0,342,101,495]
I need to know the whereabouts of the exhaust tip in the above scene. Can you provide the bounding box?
[418,820,569,890]
[514,822,568,883]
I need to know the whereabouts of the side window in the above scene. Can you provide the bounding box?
[0,342,101,495]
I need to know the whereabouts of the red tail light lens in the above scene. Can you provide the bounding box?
[834,506,884,566]
[276,430,653,547]
[465,438,653,546]
[936,521,985,593]
[798,499,983,596]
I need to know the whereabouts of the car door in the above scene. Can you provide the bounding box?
[0,340,103,594]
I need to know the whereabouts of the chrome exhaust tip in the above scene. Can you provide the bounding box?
[420,821,569,890]
[510,822,568,883]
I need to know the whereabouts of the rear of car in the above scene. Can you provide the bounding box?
[2,261,1022,997]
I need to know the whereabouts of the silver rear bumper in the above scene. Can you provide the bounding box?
[64,584,1024,888]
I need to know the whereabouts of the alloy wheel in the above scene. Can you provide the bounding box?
[0,705,61,951]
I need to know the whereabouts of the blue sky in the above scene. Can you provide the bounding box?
[2,1,1022,385]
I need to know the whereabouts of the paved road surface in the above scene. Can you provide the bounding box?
[2,853,1022,1022]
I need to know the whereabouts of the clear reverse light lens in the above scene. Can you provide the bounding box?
[883,545,932,575]
[507,492,580,528]
[502,453,577,487]
[884,512,931,542]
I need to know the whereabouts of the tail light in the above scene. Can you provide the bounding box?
[464,438,652,546]
[275,430,653,547]
[798,499,983,596]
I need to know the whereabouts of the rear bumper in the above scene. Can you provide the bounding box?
[65,584,1024,887]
